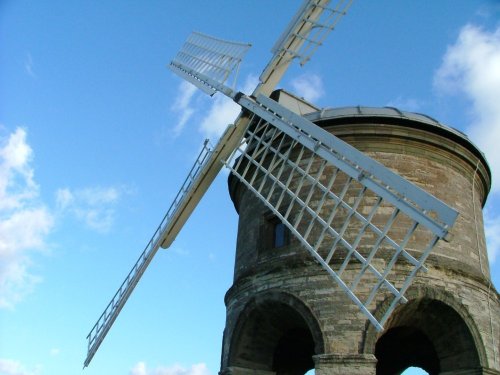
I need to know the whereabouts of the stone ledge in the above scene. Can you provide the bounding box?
[313,353,377,365]
[219,366,275,375]
[313,353,377,375]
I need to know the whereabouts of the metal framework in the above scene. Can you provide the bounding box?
[272,0,353,65]
[257,0,354,96]
[84,140,213,367]
[225,94,458,330]
[168,31,251,96]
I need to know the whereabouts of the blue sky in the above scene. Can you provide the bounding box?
[1,1,500,375]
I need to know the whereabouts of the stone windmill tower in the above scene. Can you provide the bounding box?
[220,95,500,374]
[83,1,500,374]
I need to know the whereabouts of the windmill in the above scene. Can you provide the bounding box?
[84,0,458,368]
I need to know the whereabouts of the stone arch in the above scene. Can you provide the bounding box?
[363,286,487,374]
[227,290,324,375]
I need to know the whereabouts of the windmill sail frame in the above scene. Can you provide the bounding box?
[84,140,214,367]
[225,93,458,329]
[168,31,251,96]
[83,0,460,368]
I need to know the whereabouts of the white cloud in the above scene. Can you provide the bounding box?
[434,24,500,192]
[0,358,40,375]
[0,128,128,308]
[199,94,240,139]
[56,186,125,233]
[199,75,258,140]
[130,362,211,375]
[386,96,422,112]
[131,362,148,375]
[0,128,54,309]
[0,128,37,211]
[484,208,500,263]
[24,53,36,78]
[171,81,198,137]
[434,24,500,265]
[171,246,189,256]
[289,73,324,103]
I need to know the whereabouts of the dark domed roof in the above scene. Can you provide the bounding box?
[304,106,488,166]
[306,106,465,140]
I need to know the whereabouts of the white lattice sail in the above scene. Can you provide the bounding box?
[168,32,251,96]
[225,94,458,330]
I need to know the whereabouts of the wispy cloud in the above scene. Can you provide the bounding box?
[0,128,54,309]
[0,358,41,375]
[199,75,258,140]
[171,245,190,256]
[0,128,37,211]
[170,81,198,137]
[484,208,500,263]
[434,24,500,192]
[56,185,127,233]
[0,127,131,307]
[24,53,36,78]
[171,71,324,140]
[289,73,325,103]
[199,94,241,140]
[130,362,211,375]
[475,2,500,19]
[386,96,422,112]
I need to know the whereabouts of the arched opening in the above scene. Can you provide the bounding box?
[401,367,428,374]
[228,292,323,375]
[273,327,315,374]
[376,326,439,374]
[375,298,481,375]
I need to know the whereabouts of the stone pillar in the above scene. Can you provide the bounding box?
[314,354,377,375]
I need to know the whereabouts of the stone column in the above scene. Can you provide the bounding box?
[314,354,377,375]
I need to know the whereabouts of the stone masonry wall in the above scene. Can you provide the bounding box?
[222,116,500,374]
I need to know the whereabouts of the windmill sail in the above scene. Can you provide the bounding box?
[85,29,254,371]
[168,0,354,98]
[225,93,458,330]
[256,0,353,96]
[84,140,214,367]
[168,32,251,97]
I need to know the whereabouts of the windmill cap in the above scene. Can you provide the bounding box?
[305,105,490,170]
